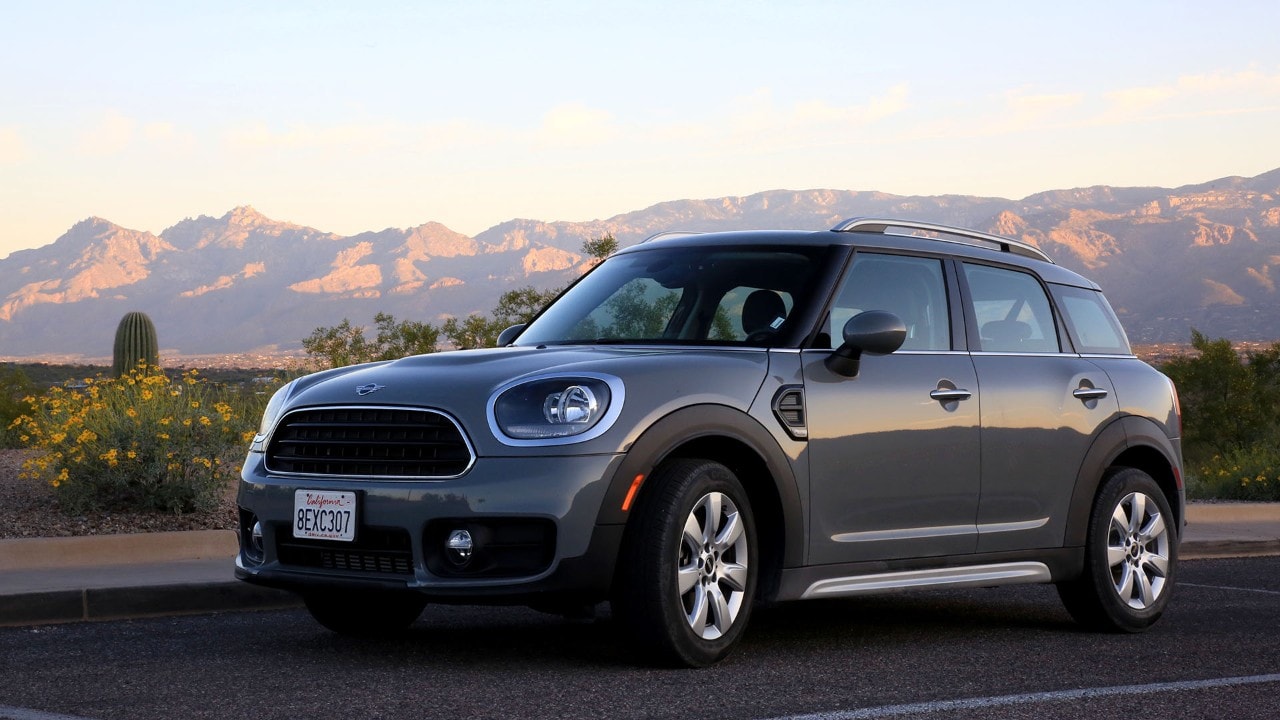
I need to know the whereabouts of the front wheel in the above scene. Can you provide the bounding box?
[303,590,427,636]
[612,459,758,667]
[1057,467,1177,632]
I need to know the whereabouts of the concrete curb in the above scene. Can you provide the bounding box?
[0,581,299,627]
[1185,502,1280,523]
[0,530,237,572]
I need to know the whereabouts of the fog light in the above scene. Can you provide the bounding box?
[243,518,265,564]
[445,529,474,567]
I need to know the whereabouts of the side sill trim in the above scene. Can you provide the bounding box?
[800,561,1052,599]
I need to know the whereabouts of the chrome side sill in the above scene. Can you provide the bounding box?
[800,562,1052,600]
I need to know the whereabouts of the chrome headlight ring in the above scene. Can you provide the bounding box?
[487,372,625,447]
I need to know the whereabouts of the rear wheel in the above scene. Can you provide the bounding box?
[303,590,427,636]
[613,459,757,667]
[1058,467,1177,632]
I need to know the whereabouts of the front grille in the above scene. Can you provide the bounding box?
[276,527,414,576]
[266,406,473,478]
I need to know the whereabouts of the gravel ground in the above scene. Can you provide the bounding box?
[0,449,238,538]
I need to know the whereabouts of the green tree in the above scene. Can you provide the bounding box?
[302,313,441,369]
[493,286,560,326]
[1160,329,1280,459]
[442,314,504,350]
[582,232,618,266]
[442,286,561,349]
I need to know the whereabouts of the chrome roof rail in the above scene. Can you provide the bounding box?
[640,230,704,244]
[831,217,1054,264]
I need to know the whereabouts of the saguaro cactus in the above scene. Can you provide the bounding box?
[112,311,160,377]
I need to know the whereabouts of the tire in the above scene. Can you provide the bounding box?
[612,459,758,667]
[1057,467,1177,632]
[303,590,427,636]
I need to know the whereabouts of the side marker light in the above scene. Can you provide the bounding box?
[621,474,645,511]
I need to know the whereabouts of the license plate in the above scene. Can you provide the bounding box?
[293,490,357,542]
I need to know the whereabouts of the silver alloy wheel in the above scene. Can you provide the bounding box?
[676,491,750,640]
[1106,491,1171,609]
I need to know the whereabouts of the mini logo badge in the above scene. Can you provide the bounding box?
[355,383,385,396]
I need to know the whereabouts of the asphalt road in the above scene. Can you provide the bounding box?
[1,556,1277,720]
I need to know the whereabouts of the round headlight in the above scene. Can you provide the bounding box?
[543,385,598,425]
[489,374,623,445]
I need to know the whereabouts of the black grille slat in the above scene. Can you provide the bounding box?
[277,527,414,576]
[266,406,473,478]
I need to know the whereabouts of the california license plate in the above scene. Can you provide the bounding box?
[293,490,357,542]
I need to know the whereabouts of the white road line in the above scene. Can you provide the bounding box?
[1182,582,1280,596]
[767,674,1280,720]
[0,708,99,720]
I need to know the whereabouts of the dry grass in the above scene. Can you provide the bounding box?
[0,449,238,539]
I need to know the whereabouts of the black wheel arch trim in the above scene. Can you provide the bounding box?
[597,404,804,570]
[1065,415,1183,548]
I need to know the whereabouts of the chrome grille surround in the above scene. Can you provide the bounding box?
[264,405,475,480]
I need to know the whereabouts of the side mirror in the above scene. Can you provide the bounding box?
[496,324,526,347]
[824,310,906,377]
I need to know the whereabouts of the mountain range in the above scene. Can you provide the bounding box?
[2,167,1279,359]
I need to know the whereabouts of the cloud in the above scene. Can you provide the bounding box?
[1096,68,1280,124]
[222,121,400,153]
[77,110,136,157]
[536,103,618,147]
[0,126,28,164]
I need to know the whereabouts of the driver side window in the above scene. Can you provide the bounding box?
[827,254,950,351]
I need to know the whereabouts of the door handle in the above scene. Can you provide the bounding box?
[1073,387,1109,401]
[929,388,972,402]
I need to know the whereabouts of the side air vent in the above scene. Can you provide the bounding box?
[772,386,807,440]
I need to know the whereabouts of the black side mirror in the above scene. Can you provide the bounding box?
[824,310,906,377]
[496,324,526,347]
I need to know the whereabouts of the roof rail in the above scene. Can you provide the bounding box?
[640,230,703,244]
[831,217,1053,264]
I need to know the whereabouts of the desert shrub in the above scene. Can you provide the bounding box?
[1186,445,1280,502]
[10,365,265,514]
[0,365,37,448]
[1160,330,1280,462]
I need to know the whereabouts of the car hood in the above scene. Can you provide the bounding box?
[275,345,773,456]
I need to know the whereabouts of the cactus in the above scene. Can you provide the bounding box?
[112,311,160,377]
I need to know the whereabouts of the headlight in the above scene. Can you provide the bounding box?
[250,380,296,452]
[489,374,624,445]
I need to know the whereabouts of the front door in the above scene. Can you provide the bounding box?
[805,253,981,565]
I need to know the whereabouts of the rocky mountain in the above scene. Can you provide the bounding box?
[2,168,1278,358]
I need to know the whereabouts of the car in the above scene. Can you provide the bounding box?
[236,217,1184,667]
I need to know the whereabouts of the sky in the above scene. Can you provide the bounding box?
[2,0,1279,259]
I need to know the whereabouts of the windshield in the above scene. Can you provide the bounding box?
[516,245,832,347]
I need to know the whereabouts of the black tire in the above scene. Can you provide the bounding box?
[303,590,427,636]
[1057,467,1177,632]
[612,459,758,667]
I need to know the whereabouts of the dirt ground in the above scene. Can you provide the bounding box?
[0,449,238,539]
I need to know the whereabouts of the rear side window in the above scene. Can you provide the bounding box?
[963,264,1060,353]
[1051,285,1132,355]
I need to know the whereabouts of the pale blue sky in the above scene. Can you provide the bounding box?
[2,0,1278,258]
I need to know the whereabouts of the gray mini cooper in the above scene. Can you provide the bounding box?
[237,218,1183,666]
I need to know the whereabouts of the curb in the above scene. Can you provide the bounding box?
[0,581,300,627]
[1185,502,1280,523]
[0,529,237,572]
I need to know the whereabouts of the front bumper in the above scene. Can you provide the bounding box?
[235,451,627,603]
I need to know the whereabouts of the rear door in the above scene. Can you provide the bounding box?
[960,262,1120,552]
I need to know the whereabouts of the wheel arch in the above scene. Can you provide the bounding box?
[1066,415,1183,549]
[601,404,803,603]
